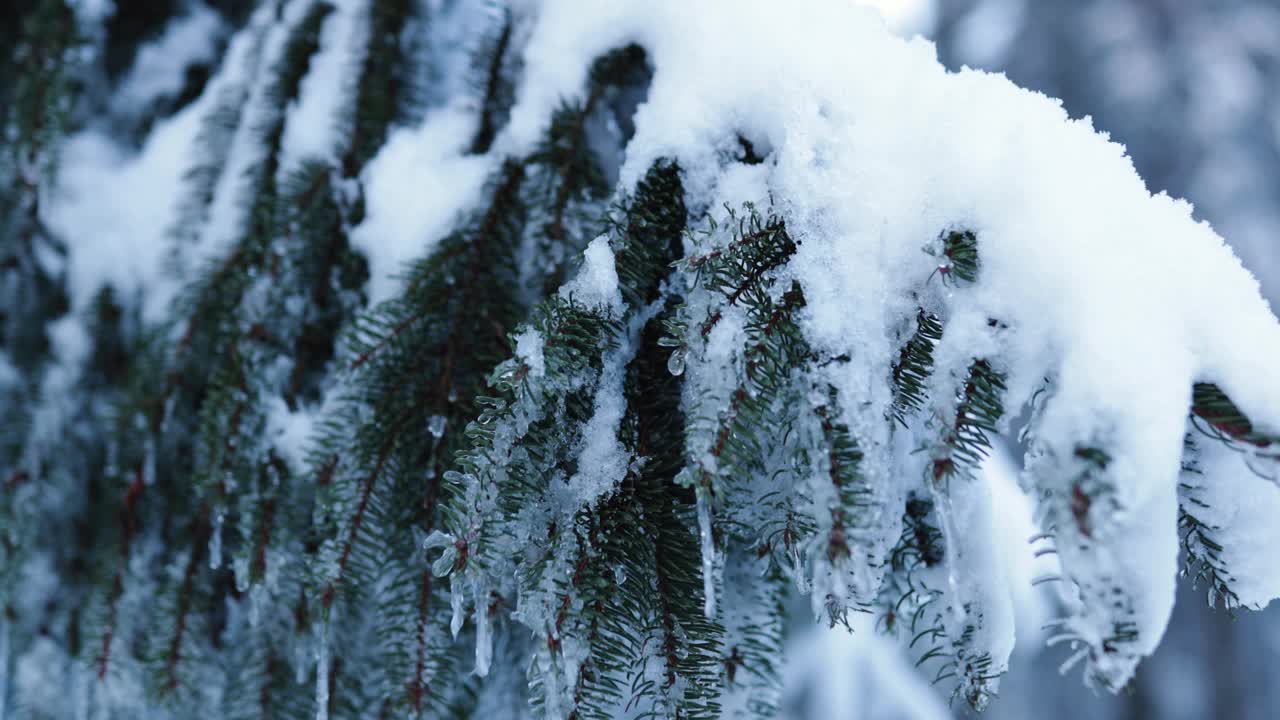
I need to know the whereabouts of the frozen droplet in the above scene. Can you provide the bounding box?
[667,346,688,377]
[428,415,447,438]
[613,565,626,585]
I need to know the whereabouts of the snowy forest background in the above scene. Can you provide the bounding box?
[4,0,1280,718]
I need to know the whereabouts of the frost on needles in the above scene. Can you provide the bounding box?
[4,0,1280,718]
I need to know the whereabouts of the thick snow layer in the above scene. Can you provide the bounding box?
[491,0,1280,689]
[110,5,226,120]
[351,106,492,304]
[984,444,1058,649]
[1184,437,1280,609]
[50,103,210,320]
[558,235,622,311]
[280,0,364,170]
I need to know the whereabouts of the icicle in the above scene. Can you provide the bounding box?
[450,574,465,639]
[142,434,157,486]
[474,586,492,676]
[697,491,717,617]
[208,512,224,569]
[314,622,331,720]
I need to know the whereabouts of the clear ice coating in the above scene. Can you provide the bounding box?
[697,490,717,618]
[450,574,465,639]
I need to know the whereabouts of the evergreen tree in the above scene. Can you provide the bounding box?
[4,2,1280,718]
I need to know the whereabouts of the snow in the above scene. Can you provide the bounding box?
[557,235,622,312]
[279,0,364,169]
[49,112,201,319]
[514,328,546,378]
[190,4,299,269]
[1183,437,1280,609]
[110,5,226,120]
[266,396,320,474]
[984,444,1057,649]
[563,345,629,509]
[351,105,492,304]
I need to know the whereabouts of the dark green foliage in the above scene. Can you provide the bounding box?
[521,44,653,298]
[1191,382,1280,453]
[0,1,79,657]
[682,208,797,314]
[468,8,517,155]
[815,387,873,564]
[342,0,420,177]
[623,316,725,719]
[877,495,944,636]
[311,159,527,714]
[4,0,78,170]
[0,0,77,373]
[1178,443,1242,613]
[939,229,979,284]
[928,360,1007,488]
[671,210,806,508]
[891,310,943,427]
